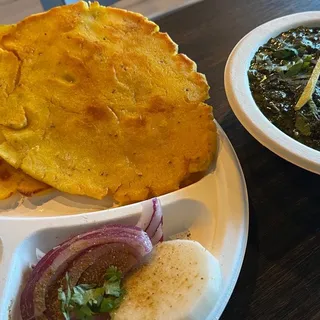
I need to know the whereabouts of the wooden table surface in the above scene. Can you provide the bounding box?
[157,1,320,319]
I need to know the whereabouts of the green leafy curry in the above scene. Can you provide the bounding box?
[248,26,320,150]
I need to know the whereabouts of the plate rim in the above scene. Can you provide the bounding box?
[210,123,249,319]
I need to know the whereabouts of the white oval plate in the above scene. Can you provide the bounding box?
[225,12,320,174]
[0,123,248,320]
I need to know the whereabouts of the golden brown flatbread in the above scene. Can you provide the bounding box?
[0,158,49,200]
[0,25,50,200]
[0,1,216,204]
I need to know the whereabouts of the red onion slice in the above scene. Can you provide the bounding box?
[21,198,164,320]
[137,198,164,245]
[45,243,139,319]
[76,243,139,285]
[35,248,45,262]
[150,217,164,245]
[28,225,144,284]
[66,244,112,288]
[20,225,152,320]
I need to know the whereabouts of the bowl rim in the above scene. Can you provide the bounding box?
[224,11,320,174]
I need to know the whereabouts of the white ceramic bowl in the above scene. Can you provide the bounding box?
[225,11,320,174]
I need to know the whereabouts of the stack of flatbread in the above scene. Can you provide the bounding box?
[0,1,216,205]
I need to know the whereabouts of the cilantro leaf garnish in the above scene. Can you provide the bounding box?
[58,266,125,320]
[58,273,73,320]
[104,280,122,297]
[105,265,122,282]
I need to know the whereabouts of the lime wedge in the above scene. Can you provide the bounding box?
[295,58,320,111]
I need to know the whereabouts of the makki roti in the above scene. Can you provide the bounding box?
[0,25,50,200]
[0,1,216,204]
[0,158,49,200]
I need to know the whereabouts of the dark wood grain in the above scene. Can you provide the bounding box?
[157,1,320,319]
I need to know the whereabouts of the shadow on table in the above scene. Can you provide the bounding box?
[220,200,259,320]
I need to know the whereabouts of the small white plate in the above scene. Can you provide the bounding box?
[225,12,320,174]
[0,123,248,320]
